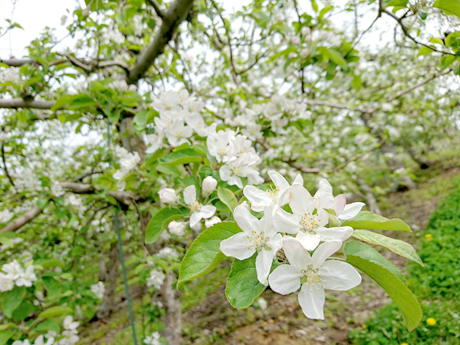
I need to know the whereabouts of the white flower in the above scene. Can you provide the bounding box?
[34,335,54,345]
[202,176,217,194]
[301,26,311,36]
[15,265,37,287]
[157,247,179,258]
[90,281,105,299]
[146,132,164,154]
[51,181,64,197]
[334,195,365,220]
[63,315,79,332]
[207,129,235,163]
[183,185,216,228]
[58,331,79,345]
[61,15,67,25]
[165,120,193,147]
[119,151,141,171]
[205,216,221,228]
[12,341,31,345]
[244,171,303,212]
[168,221,186,236]
[0,209,13,224]
[273,182,353,251]
[146,269,165,289]
[2,260,24,280]
[290,36,300,44]
[300,48,310,58]
[269,237,361,319]
[219,157,256,188]
[0,273,14,292]
[152,91,181,112]
[220,206,282,285]
[158,188,177,203]
[143,331,162,345]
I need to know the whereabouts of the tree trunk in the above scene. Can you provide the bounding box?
[160,272,182,345]
[97,240,119,319]
[359,179,382,215]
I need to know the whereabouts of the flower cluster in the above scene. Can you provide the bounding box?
[147,90,263,188]
[220,172,365,319]
[90,281,105,299]
[12,316,79,345]
[146,269,165,289]
[113,146,141,190]
[143,331,162,345]
[0,260,37,292]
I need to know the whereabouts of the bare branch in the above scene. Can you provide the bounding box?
[0,206,42,234]
[1,143,15,187]
[0,99,55,109]
[127,0,194,84]
[1,57,129,72]
[146,0,165,19]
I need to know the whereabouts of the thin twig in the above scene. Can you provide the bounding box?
[1,143,15,187]
[146,0,165,19]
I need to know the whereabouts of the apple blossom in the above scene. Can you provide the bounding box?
[146,269,165,289]
[183,185,216,228]
[269,237,361,319]
[220,206,282,285]
[159,188,177,203]
[243,171,303,212]
[168,220,186,236]
[90,281,105,299]
[205,216,222,228]
[15,265,37,287]
[202,176,218,194]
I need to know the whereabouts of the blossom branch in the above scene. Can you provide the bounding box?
[1,143,15,187]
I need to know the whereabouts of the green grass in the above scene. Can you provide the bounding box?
[349,186,460,344]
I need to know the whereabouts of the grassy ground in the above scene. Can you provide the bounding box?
[77,152,460,345]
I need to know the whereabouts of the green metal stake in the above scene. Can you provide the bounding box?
[107,119,138,345]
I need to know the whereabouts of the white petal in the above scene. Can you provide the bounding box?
[256,249,275,286]
[315,179,333,197]
[267,233,282,253]
[289,185,316,216]
[293,174,303,186]
[298,283,325,320]
[220,233,255,260]
[315,226,353,242]
[282,236,312,269]
[319,261,362,291]
[296,231,321,251]
[183,185,197,205]
[199,205,216,219]
[268,264,302,294]
[234,205,260,234]
[243,186,272,212]
[339,202,365,220]
[311,240,342,268]
[268,171,290,193]
[273,208,301,234]
[335,195,346,215]
[190,212,202,228]
[259,207,277,237]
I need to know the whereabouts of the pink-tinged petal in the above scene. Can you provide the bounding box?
[267,233,282,253]
[243,186,272,212]
[293,174,304,186]
[256,249,275,286]
[273,208,301,234]
[220,233,255,260]
[260,207,277,237]
[282,236,313,269]
[234,205,260,234]
[268,171,290,193]
[319,261,362,291]
[335,194,346,215]
[296,231,321,251]
[289,185,316,216]
[298,283,325,320]
[339,202,365,220]
[315,226,353,242]
[268,264,303,294]
[183,185,196,205]
[189,212,202,228]
[312,240,342,268]
[199,205,216,219]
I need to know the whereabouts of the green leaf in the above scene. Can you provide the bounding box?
[351,75,362,90]
[38,306,73,319]
[159,149,203,166]
[429,37,444,45]
[37,197,49,210]
[225,253,266,309]
[0,324,14,332]
[0,330,15,345]
[145,208,182,244]
[384,0,408,7]
[217,187,238,214]
[67,94,97,110]
[439,54,456,69]
[344,241,422,331]
[417,45,436,56]
[178,222,241,287]
[40,259,65,268]
[322,47,347,66]
[433,0,460,18]
[133,109,148,131]
[1,286,25,318]
[34,320,61,334]
[12,300,35,321]
[352,230,423,266]
[42,276,61,298]
[51,95,75,111]
[341,211,411,232]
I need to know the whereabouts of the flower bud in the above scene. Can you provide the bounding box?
[290,36,300,45]
[191,221,202,232]
[301,26,311,36]
[300,48,310,58]
[168,221,186,236]
[205,216,222,228]
[159,188,177,203]
[202,176,218,194]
